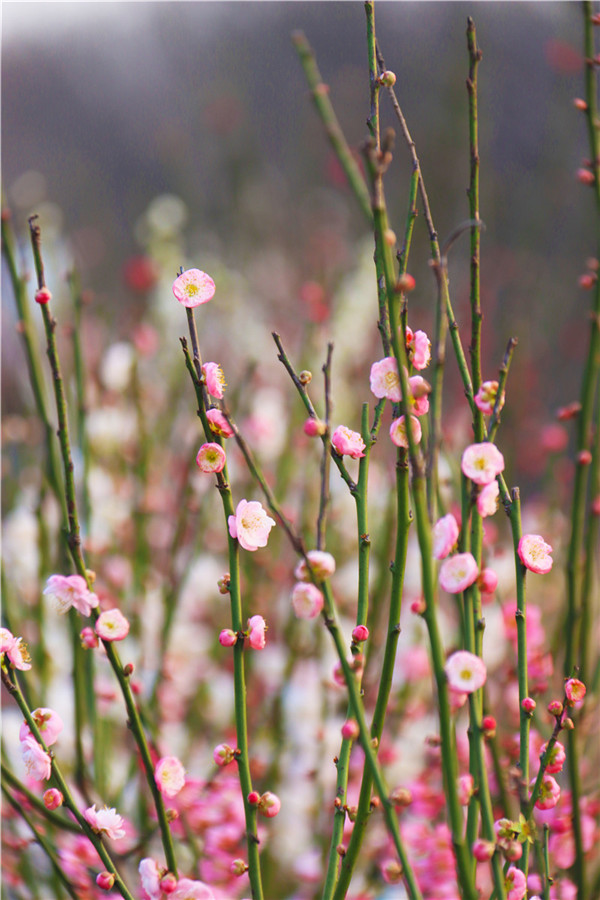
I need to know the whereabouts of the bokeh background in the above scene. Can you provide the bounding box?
[2,0,593,486]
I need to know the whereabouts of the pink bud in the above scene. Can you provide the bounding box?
[219,629,238,647]
[482,715,496,738]
[213,743,236,767]
[352,625,369,643]
[578,272,597,289]
[159,874,177,894]
[390,786,412,808]
[303,417,327,437]
[478,568,498,595]
[341,719,360,741]
[80,626,99,649]
[548,699,563,717]
[410,598,426,615]
[521,697,536,714]
[573,97,588,110]
[577,449,593,465]
[257,791,281,818]
[230,859,248,877]
[565,677,586,706]
[472,838,496,862]
[504,841,523,861]
[96,872,115,891]
[397,273,415,292]
[35,287,52,305]
[247,791,260,806]
[43,788,63,810]
[577,167,595,185]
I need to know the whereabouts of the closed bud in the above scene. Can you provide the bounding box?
[35,287,52,305]
[521,697,536,714]
[217,573,231,594]
[396,273,416,293]
[165,808,179,822]
[548,699,563,717]
[230,859,248,877]
[96,872,115,891]
[577,449,593,465]
[299,370,312,385]
[379,70,397,87]
[351,624,369,643]
[123,663,134,677]
[482,715,497,738]
[43,789,63,810]
[577,167,595,185]
[303,417,327,437]
[159,874,177,894]
[336,844,347,857]
[390,786,412,808]
[573,97,588,110]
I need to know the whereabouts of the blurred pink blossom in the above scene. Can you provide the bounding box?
[533,774,561,810]
[445,651,487,694]
[20,708,63,746]
[291,582,324,619]
[202,362,226,399]
[95,609,130,642]
[294,549,336,581]
[370,357,401,401]
[171,878,215,899]
[474,380,504,416]
[21,735,51,781]
[246,615,267,650]
[155,757,186,798]
[390,414,422,449]
[206,408,234,438]
[406,326,431,370]
[477,480,499,517]
[432,514,459,560]
[0,628,32,670]
[505,866,527,900]
[439,553,479,593]
[43,574,99,616]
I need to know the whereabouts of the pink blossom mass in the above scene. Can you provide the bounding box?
[291,582,324,619]
[155,756,186,798]
[43,574,99,617]
[172,268,216,308]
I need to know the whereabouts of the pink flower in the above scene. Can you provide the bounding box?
[370,357,402,402]
[341,719,360,740]
[505,866,527,900]
[472,839,495,862]
[228,499,276,551]
[533,773,561,810]
[291,582,324,619]
[461,442,505,485]
[517,534,553,574]
[352,625,369,642]
[21,735,52,780]
[219,629,237,647]
[171,878,215,899]
[406,327,431,370]
[196,442,226,474]
[206,408,234,438]
[294,549,336,581]
[458,774,474,805]
[213,743,236,767]
[439,553,479,593]
[303,417,327,437]
[474,380,504,416]
[43,788,64,810]
[172,269,216,308]
[155,756,186,798]
[565,677,586,705]
[331,425,365,459]
[257,791,281,818]
[20,708,63,746]
[445,651,487,694]
[139,858,162,900]
[96,872,115,891]
[432,514,459,560]
[477,480,499,517]
[0,628,32,671]
[83,804,126,840]
[478,567,498,595]
[95,609,130,642]
[202,362,226,399]
[80,626,99,648]
[541,740,565,774]
[389,414,422,449]
[43,574,99,616]
[408,375,430,416]
[246,615,267,650]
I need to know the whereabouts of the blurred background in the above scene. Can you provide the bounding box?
[2,1,593,486]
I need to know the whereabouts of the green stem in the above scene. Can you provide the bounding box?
[486,337,518,443]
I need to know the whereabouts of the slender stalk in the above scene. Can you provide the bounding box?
[486,337,518,443]
[317,344,334,551]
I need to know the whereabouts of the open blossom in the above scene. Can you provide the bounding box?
[228,499,276,551]
[389,414,422,448]
[43,574,99,616]
[405,326,431,370]
[196,442,226,474]
[517,534,553,574]
[202,362,226,399]
[246,615,267,649]
[409,375,430,416]
[439,553,479,593]
[172,268,215,308]
[477,479,499,517]
[565,677,586,705]
[43,788,64,810]
[432,513,459,560]
[370,357,402,402]
[21,735,52,780]
[84,804,126,840]
[95,609,130,642]
[505,866,527,900]
[0,628,32,670]
[331,425,365,459]
[155,756,186,798]
[291,582,324,619]
[445,651,487,694]
[461,442,505,485]
[294,549,336,581]
[20,708,63,746]
[205,408,234,438]
[475,380,505,416]
[171,878,215,900]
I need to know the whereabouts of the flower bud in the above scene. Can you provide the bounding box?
[303,417,327,437]
[217,573,231,594]
[379,70,397,87]
[577,167,595,185]
[230,859,248,877]
[43,788,63,810]
[521,697,536,714]
[123,663,134,677]
[341,719,360,741]
[247,791,260,806]
[396,273,416,293]
[257,791,281,818]
[80,626,99,649]
[213,743,236,767]
[578,272,597,289]
[565,677,586,705]
[573,97,588,110]
[472,838,496,862]
[96,872,115,891]
[299,370,312,385]
[482,715,497,739]
[219,629,238,647]
[548,699,563,717]
[351,625,369,643]
[160,874,177,894]
[577,449,593,465]
[390,786,412,808]
[503,841,523,862]
[35,287,52,305]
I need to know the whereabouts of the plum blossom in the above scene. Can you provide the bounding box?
[43,574,99,616]
[409,375,430,416]
[445,651,487,694]
[21,735,52,780]
[246,615,267,650]
[541,740,565,774]
[206,408,234,438]
[196,442,226,474]
[458,774,474,805]
[331,425,365,459]
[291,582,324,619]
[257,791,281,818]
[294,549,336,582]
[432,514,459,560]
[477,480,499,517]
[352,625,369,642]
[341,719,360,740]
[475,380,504,416]
[370,357,402,402]
[303,417,327,437]
[95,609,130,642]
[96,873,115,891]
[20,708,63,746]
[0,628,32,671]
[228,499,276,551]
[171,878,215,899]
[505,866,527,900]
[83,804,126,840]
[478,567,498,595]
[533,774,561,810]
[155,756,186,798]
[517,534,553,574]
[439,553,479,593]
[213,743,236,767]
[389,414,422,449]
[565,677,586,705]
[405,326,431,370]
[202,362,226,399]
[461,442,505,485]
[43,789,63,810]
[172,269,215,308]
[219,629,237,647]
